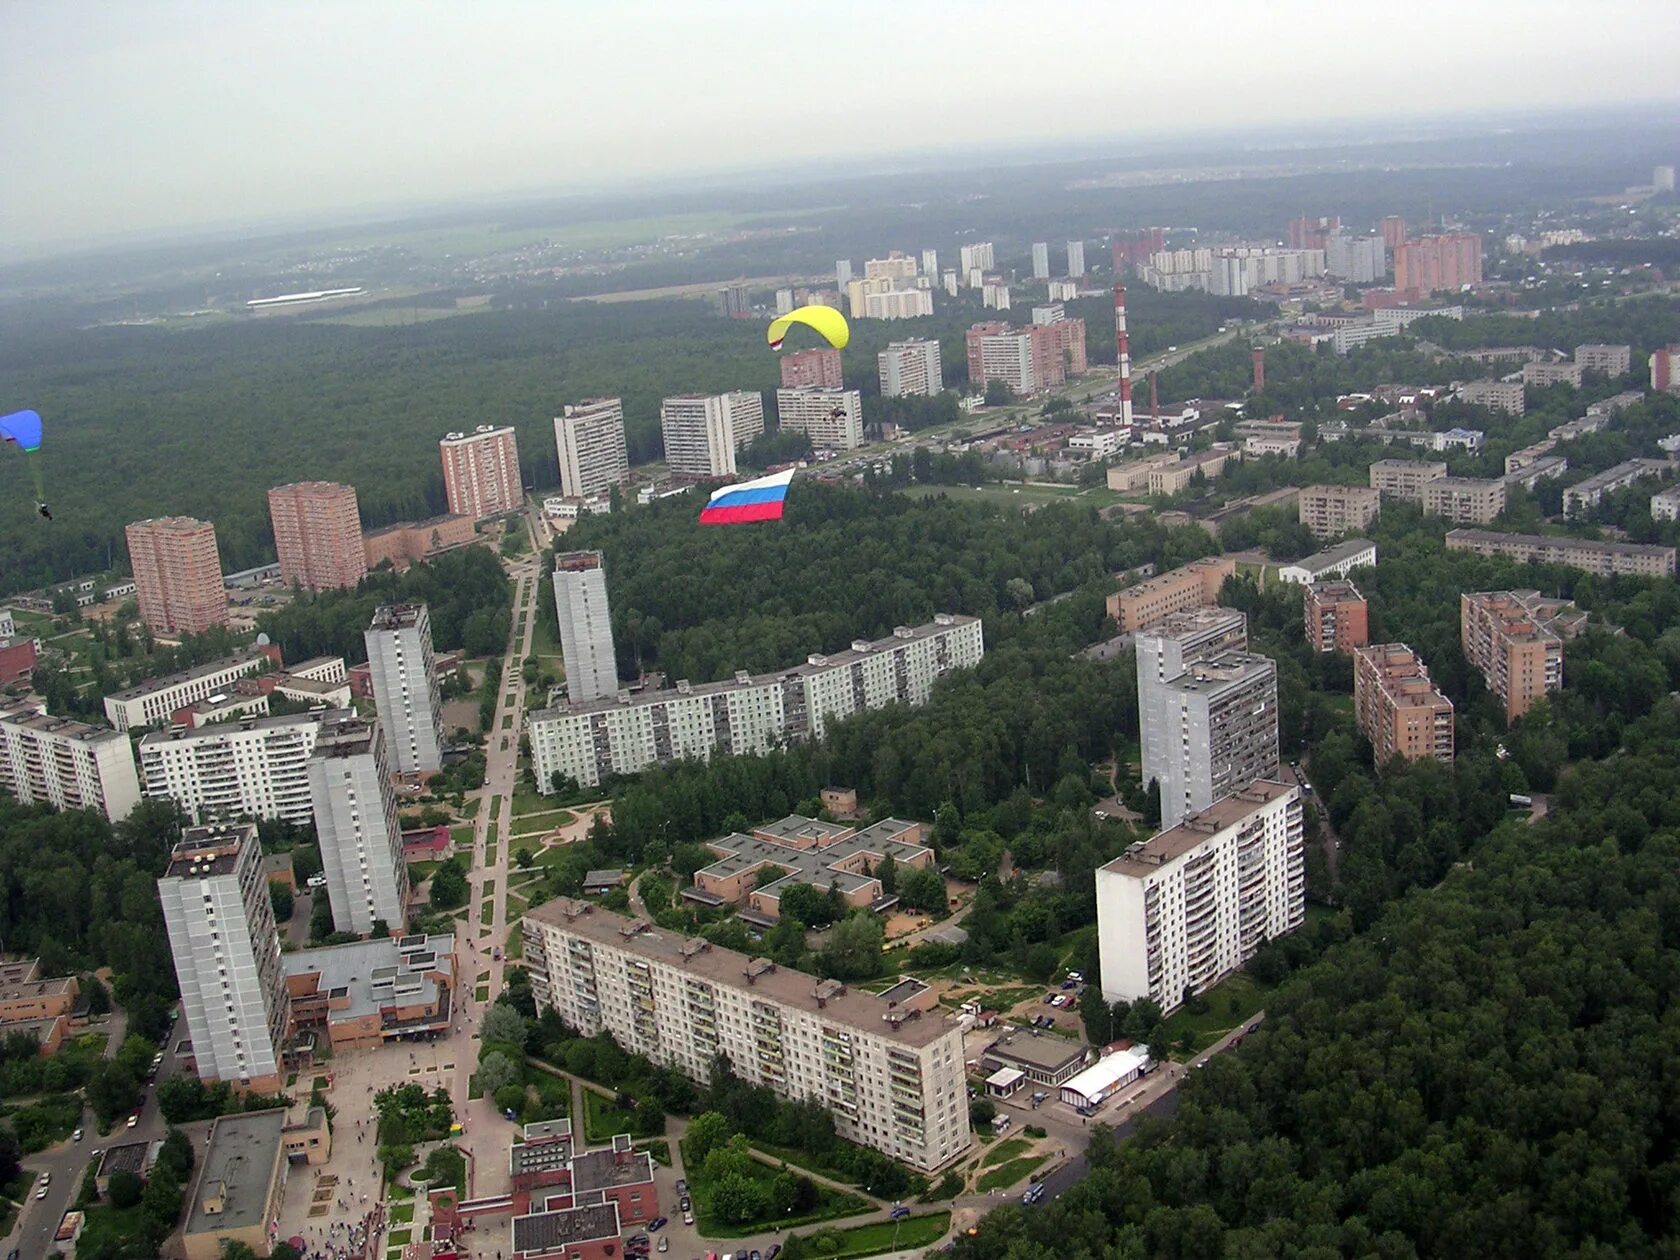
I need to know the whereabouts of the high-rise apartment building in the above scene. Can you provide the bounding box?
[1297,484,1381,540]
[267,481,366,592]
[1031,243,1050,279]
[439,425,522,520]
[157,823,290,1092]
[1303,581,1369,654]
[554,400,629,501]
[1147,652,1280,831]
[126,516,228,636]
[863,252,918,282]
[920,249,938,278]
[140,713,323,825]
[364,604,444,775]
[553,551,618,706]
[1393,233,1483,293]
[530,616,983,790]
[835,260,853,288]
[659,392,764,478]
[877,341,943,398]
[1097,781,1303,1014]
[1106,556,1235,632]
[523,899,971,1171]
[849,283,934,320]
[1380,216,1407,250]
[1135,609,1249,803]
[958,242,995,274]
[1324,233,1386,283]
[1657,166,1678,193]
[1353,644,1454,764]
[1460,591,1580,722]
[964,320,1083,395]
[308,711,410,936]
[1653,346,1680,394]
[0,698,142,821]
[779,348,843,390]
[774,388,863,451]
[1066,240,1086,277]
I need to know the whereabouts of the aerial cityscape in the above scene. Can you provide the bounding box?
[2,5,1680,1260]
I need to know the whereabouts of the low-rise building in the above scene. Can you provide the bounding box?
[1458,379,1526,415]
[182,1109,330,1260]
[0,957,80,1056]
[1652,486,1680,522]
[0,699,142,821]
[1278,538,1378,585]
[689,817,932,924]
[1563,459,1671,516]
[979,1029,1093,1088]
[1446,529,1676,577]
[284,933,456,1052]
[1369,459,1448,499]
[1297,484,1380,540]
[1303,580,1369,654]
[1353,644,1454,764]
[1418,476,1506,525]
[1575,344,1632,376]
[1502,455,1570,492]
[1505,440,1559,474]
[360,514,476,573]
[1147,447,1235,496]
[1522,360,1584,388]
[1106,556,1235,631]
[1106,453,1179,493]
[104,647,280,731]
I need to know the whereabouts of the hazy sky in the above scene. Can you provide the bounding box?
[3,0,1677,256]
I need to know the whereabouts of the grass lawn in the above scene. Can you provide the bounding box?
[461,797,482,817]
[686,1146,869,1239]
[745,1137,923,1194]
[389,1184,415,1200]
[512,808,576,833]
[475,984,490,1002]
[506,922,524,959]
[1155,971,1272,1058]
[979,1137,1032,1168]
[487,821,499,846]
[449,825,474,849]
[583,1090,640,1144]
[511,788,556,817]
[389,1228,413,1245]
[783,1211,952,1259]
[975,1154,1047,1193]
[480,898,495,926]
[637,1138,672,1166]
[78,1204,148,1255]
[389,1202,415,1224]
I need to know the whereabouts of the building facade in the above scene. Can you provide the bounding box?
[1303,581,1369,654]
[157,824,290,1093]
[659,392,765,478]
[774,388,863,451]
[103,648,277,731]
[1147,652,1280,831]
[1458,380,1525,416]
[1278,538,1378,585]
[1460,591,1575,722]
[1393,233,1483,292]
[523,899,971,1171]
[267,481,366,592]
[1031,243,1049,279]
[1297,484,1380,540]
[1574,344,1632,376]
[1369,459,1447,499]
[1563,459,1671,516]
[126,516,228,636]
[1418,477,1506,525]
[1097,782,1303,1014]
[1106,556,1235,632]
[365,603,444,775]
[555,401,630,501]
[877,340,943,398]
[529,616,983,790]
[308,711,410,936]
[1135,608,1249,810]
[1445,529,1676,578]
[779,348,843,390]
[440,425,523,520]
[140,713,322,825]
[1353,644,1455,764]
[0,698,142,821]
[553,552,619,706]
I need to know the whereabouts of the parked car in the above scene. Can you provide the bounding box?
[657,1239,669,1253]
[35,1185,47,1201]
[890,1205,911,1220]
[675,1179,688,1194]
[765,1247,781,1260]
[306,874,327,889]
[72,1127,82,1142]
[682,1211,694,1227]
[1059,979,1077,990]
[1041,993,1057,1004]
[1067,971,1083,983]
[126,1114,138,1128]
[649,1217,668,1232]
[679,1196,691,1211]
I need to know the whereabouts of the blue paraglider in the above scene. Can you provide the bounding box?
[1,408,49,517]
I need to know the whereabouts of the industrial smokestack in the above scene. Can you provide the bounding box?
[1252,346,1265,394]
[1113,283,1133,429]
[1149,370,1159,426]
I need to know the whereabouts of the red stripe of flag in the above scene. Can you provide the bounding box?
[699,500,786,525]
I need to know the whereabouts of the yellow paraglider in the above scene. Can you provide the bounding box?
[767,305,849,351]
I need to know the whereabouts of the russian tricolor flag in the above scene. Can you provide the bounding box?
[698,468,795,525]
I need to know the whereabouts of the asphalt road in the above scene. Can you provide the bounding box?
[1028,1086,1181,1206]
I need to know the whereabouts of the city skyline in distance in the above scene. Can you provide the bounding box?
[3,0,1679,257]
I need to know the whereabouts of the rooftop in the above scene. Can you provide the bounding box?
[284,934,454,1024]
[512,1203,621,1253]
[983,1030,1090,1072]
[1447,529,1677,558]
[370,603,428,631]
[524,899,954,1046]
[1163,651,1274,696]
[696,818,928,903]
[1283,538,1377,572]
[1308,579,1365,604]
[0,700,129,746]
[184,1109,287,1237]
[106,649,270,701]
[97,1141,153,1179]
[1098,780,1297,878]
[139,711,321,748]
[571,1142,657,1193]
[310,709,378,758]
[165,823,257,879]
[554,551,604,573]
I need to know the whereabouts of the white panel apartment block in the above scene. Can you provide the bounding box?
[140,713,322,825]
[309,711,410,935]
[365,603,444,774]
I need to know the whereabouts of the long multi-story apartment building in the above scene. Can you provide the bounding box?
[1460,591,1584,722]
[1106,556,1235,632]
[126,516,228,636]
[877,340,943,398]
[1146,652,1280,831]
[1369,459,1447,499]
[1096,781,1303,1015]
[553,551,619,706]
[1562,459,1671,516]
[1303,580,1369,654]
[659,392,764,479]
[1297,484,1380,540]
[529,615,983,790]
[267,481,367,592]
[1135,609,1249,806]
[1353,644,1455,764]
[308,711,410,936]
[523,898,971,1171]
[775,388,863,451]
[439,425,523,520]
[157,823,291,1093]
[139,713,323,825]
[0,698,142,821]
[365,603,444,775]
[1418,476,1506,525]
[1445,529,1677,578]
[104,647,279,731]
[779,348,842,390]
[554,400,630,501]
[1575,344,1632,376]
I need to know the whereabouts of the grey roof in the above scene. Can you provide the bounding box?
[1283,538,1376,572]
[96,1141,153,1179]
[512,1203,621,1252]
[283,933,454,1022]
[570,1145,656,1193]
[982,1031,1090,1073]
[696,817,930,904]
[105,649,269,702]
[184,1109,287,1237]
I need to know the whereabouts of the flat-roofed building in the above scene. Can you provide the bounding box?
[979,1029,1092,1088]
[1147,652,1280,831]
[309,711,410,936]
[1148,448,1234,496]
[1277,539,1378,585]
[1135,608,1249,811]
[1575,344,1632,375]
[877,340,943,398]
[1097,781,1303,1014]
[775,388,863,450]
[267,481,366,592]
[1458,379,1526,415]
[1445,529,1676,578]
[1652,486,1680,522]
[1304,580,1369,654]
[1461,591,1579,722]
[440,425,523,520]
[1297,484,1380,540]
[1563,459,1671,516]
[1106,556,1235,632]
[182,1108,330,1260]
[1369,458,1448,499]
[1418,476,1506,525]
[0,698,142,821]
[690,817,933,923]
[554,401,630,501]
[284,932,455,1051]
[1354,644,1454,764]
[659,392,765,478]
[0,957,79,1056]
[104,648,279,731]
[1522,360,1584,388]
[522,899,970,1171]
[365,603,444,775]
[140,713,322,825]
[126,516,228,636]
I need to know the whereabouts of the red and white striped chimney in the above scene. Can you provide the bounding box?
[1113,283,1133,428]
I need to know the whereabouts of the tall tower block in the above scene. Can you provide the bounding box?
[1113,284,1134,428]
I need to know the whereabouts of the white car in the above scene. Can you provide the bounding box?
[126,1114,139,1129]
[35,1185,47,1200]
[306,874,327,889]
[72,1128,82,1142]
